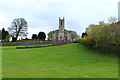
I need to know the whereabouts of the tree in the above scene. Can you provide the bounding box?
[80,17,120,55]
[108,17,117,24]
[2,28,6,41]
[0,30,2,41]
[81,32,87,38]
[5,31,9,37]
[38,32,46,41]
[69,30,79,41]
[12,37,17,42]
[85,28,90,32]
[1,28,10,42]
[8,18,28,41]
[32,34,38,40]
[4,31,10,42]
[4,35,10,42]
[47,31,53,40]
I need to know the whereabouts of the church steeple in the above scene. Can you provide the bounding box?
[59,17,64,33]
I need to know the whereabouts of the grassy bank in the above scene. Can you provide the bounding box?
[2,43,118,78]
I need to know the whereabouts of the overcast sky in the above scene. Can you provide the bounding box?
[0,0,119,39]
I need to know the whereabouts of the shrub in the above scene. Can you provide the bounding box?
[81,20,120,56]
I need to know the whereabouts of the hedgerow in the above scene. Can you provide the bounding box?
[76,20,120,56]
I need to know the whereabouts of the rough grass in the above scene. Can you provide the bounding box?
[2,43,118,78]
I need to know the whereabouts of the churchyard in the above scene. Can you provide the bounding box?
[1,42,118,78]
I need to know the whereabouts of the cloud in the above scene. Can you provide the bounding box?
[0,0,119,38]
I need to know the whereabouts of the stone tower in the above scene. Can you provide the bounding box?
[59,17,65,40]
[51,17,72,41]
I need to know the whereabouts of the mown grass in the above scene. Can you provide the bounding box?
[2,43,118,78]
[0,45,2,79]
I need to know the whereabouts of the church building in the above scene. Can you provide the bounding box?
[52,17,72,41]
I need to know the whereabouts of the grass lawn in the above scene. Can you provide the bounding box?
[2,43,118,78]
[0,45,2,79]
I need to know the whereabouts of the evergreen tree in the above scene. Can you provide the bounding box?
[2,28,6,41]
[2,28,10,42]
[38,32,46,41]
[0,30,2,41]
[32,34,38,40]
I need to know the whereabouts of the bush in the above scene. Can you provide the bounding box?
[80,21,120,56]
[74,38,86,44]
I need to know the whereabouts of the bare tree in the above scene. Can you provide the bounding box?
[8,18,28,41]
[108,17,117,24]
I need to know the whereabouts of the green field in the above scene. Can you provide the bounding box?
[2,43,118,78]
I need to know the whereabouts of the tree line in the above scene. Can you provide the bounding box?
[0,17,79,42]
[76,17,120,55]
[0,18,46,42]
[32,32,46,41]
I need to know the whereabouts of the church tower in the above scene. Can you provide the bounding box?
[51,17,72,41]
[58,17,65,41]
[59,17,64,33]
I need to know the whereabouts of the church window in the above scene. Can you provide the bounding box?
[61,22,62,26]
